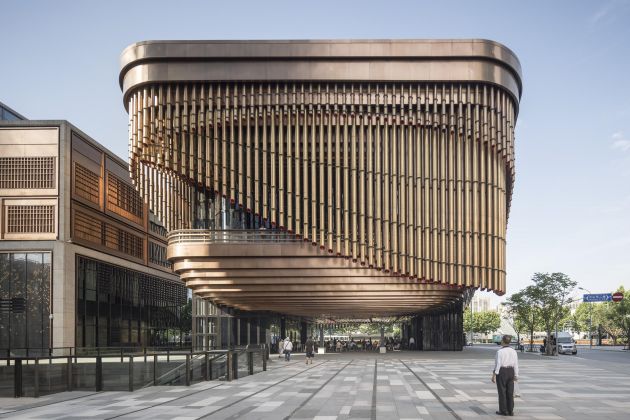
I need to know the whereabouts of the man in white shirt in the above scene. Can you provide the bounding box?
[491,335,519,416]
[284,338,293,361]
[409,336,416,350]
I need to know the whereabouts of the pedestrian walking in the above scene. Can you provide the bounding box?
[278,338,285,359]
[305,337,315,364]
[283,337,293,361]
[491,335,519,416]
[409,336,416,350]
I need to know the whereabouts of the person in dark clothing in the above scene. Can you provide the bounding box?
[492,335,519,416]
[305,337,315,364]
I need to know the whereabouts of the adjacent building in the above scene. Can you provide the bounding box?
[0,116,188,354]
[0,101,25,122]
[119,39,522,350]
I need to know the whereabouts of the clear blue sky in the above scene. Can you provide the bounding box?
[2,0,629,299]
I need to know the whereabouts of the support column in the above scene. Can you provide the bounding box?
[280,317,286,340]
[300,321,307,346]
[319,325,324,347]
[216,314,222,349]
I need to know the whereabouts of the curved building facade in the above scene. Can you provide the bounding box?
[119,40,521,319]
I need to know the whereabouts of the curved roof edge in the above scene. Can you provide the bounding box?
[119,39,522,108]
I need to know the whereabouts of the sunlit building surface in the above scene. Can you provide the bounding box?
[120,40,522,349]
[0,117,187,353]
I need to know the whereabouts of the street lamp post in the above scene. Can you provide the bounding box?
[578,287,593,349]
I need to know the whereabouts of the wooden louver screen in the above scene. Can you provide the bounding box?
[127,82,517,294]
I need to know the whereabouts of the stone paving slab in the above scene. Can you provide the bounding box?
[1,348,628,419]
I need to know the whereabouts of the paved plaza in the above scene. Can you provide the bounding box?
[1,347,629,419]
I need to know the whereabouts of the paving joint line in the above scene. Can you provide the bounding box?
[371,359,377,420]
[282,359,354,420]
[399,359,462,420]
[196,360,330,419]
[103,382,224,420]
[0,391,101,417]
[1,358,299,418]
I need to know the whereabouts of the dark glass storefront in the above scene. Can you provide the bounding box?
[0,252,51,350]
[76,256,188,347]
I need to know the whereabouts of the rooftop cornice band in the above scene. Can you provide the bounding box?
[119,39,522,109]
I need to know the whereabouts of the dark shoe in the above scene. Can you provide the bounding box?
[508,413,514,416]
[495,411,507,416]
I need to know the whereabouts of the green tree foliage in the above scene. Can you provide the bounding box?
[527,272,577,355]
[323,323,399,338]
[504,289,542,351]
[596,286,630,346]
[566,302,601,339]
[463,309,501,336]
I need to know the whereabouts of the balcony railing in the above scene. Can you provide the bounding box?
[168,229,302,245]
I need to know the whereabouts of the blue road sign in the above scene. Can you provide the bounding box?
[583,293,612,302]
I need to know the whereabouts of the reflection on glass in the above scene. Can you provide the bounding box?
[76,256,188,347]
[0,252,51,351]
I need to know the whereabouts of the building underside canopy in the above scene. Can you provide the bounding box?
[121,40,521,318]
[168,230,466,317]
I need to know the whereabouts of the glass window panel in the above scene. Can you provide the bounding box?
[75,256,189,348]
[0,254,10,348]
[10,254,27,349]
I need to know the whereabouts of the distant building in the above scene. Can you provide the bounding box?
[471,294,496,313]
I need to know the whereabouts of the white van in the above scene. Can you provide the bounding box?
[552,332,577,355]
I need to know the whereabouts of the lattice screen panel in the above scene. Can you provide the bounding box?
[0,157,55,189]
[6,205,55,233]
[106,173,144,223]
[74,163,101,204]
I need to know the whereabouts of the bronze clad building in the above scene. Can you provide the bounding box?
[119,40,521,340]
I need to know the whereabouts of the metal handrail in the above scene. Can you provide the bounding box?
[1,346,197,358]
[168,229,302,245]
[2,345,270,398]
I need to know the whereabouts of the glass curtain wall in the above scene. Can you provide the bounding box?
[193,191,268,230]
[76,256,188,348]
[0,252,51,351]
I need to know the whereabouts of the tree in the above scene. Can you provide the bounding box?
[571,303,588,337]
[527,272,577,355]
[598,286,630,347]
[504,289,542,351]
[463,309,501,338]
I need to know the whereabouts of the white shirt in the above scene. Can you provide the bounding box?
[409,337,415,344]
[494,346,519,377]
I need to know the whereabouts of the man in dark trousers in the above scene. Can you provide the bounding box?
[491,335,519,416]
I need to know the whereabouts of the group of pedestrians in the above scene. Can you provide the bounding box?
[277,336,316,364]
[325,337,406,352]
